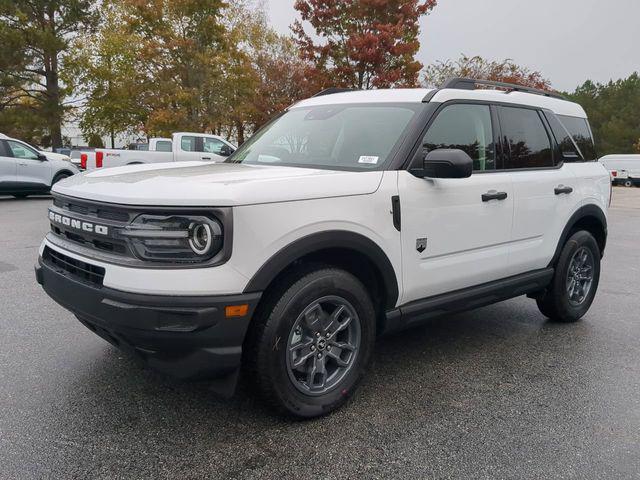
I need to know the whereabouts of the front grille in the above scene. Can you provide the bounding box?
[53,197,131,223]
[50,224,128,254]
[50,195,132,257]
[43,246,106,287]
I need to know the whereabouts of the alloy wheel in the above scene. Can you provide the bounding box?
[286,296,361,396]
[566,247,595,306]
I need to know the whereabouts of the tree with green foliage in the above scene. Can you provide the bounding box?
[71,0,307,144]
[222,0,308,142]
[118,0,230,137]
[567,74,640,156]
[0,0,98,147]
[66,3,147,147]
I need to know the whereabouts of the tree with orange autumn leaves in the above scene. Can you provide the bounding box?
[423,54,552,91]
[293,0,437,90]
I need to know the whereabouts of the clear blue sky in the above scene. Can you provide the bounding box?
[265,0,640,92]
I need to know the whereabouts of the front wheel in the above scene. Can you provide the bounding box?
[623,179,633,187]
[52,173,70,186]
[537,231,601,323]
[245,267,376,418]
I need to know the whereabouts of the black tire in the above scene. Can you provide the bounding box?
[52,173,70,186]
[537,231,601,323]
[623,179,633,187]
[245,267,376,418]
[12,193,28,199]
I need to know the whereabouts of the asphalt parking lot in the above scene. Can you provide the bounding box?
[1,188,639,479]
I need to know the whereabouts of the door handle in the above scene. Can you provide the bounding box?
[482,191,508,202]
[201,156,212,160]
[554,185,573,195]
[18,162,27,166]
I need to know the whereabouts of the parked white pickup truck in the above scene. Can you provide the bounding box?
[84,132,236,170]
[600,154,640,187]
[128,137,173,151]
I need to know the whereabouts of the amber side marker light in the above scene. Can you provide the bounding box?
[225,304,249,318]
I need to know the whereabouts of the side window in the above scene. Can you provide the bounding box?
[0,140,9,157]
[423,104,495,171]
[500,107,553,169]
[203,138,225,155]
[180,136,197,152]
[558,115,597,161]
[544,112,582,161]
[7,140,39,160]
[156,141,172,152]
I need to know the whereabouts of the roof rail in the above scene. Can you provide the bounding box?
[312,87,356,98]
[441,77,565,100]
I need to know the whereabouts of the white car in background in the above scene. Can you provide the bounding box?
[84,132,236,170]
[0,133,72,163]
[599,154,640,187]
[0,133,78,198]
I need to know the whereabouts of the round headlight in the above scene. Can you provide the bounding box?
[120,214,224,263]
[189,222,213,255]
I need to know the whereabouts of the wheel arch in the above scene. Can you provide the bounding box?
[549,204,608,266]
[243,230,400,312]
[51,169,74,186]
[54,169,74,178]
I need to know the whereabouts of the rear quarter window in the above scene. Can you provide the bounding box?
[558,115,597,161]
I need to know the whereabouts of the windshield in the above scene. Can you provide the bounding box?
[226,103,421,171]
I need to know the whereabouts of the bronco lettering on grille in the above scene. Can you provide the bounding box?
[49,210,109,236]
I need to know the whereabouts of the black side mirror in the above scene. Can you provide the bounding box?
[410,148,473,179]
[220,145,234,157]
[37,153,48,161]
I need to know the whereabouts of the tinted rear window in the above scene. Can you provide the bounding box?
[500,107,554,169]
[558,115,597,161]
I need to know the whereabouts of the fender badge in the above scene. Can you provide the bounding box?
[416,238,427,253]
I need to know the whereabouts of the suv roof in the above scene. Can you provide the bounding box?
[294,78,586,119]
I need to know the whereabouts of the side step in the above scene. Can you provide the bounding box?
[383,268,554,334]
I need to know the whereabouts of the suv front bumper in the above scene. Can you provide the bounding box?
[36,256,261,382]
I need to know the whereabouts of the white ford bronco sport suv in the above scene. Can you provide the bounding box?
[36,78,610,418]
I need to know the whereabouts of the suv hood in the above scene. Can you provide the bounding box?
[44,151,71,162]
[53,162,384,206]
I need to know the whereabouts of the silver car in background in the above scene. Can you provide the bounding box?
[0,133,79,198]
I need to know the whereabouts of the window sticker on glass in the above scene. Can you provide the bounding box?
[358,155,379,164]
[257,154,280,163]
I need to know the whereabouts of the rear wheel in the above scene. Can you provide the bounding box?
[12,193,28,199]
[623,179,633,187]
[537,231,601,323]
[245,267,376,418]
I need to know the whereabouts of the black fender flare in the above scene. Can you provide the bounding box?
[243,230,399,309]
[549,204,608,267]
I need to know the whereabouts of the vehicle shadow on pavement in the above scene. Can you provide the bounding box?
[35,299,603,477]
[0,195,52,202]
[54,298,587,425]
